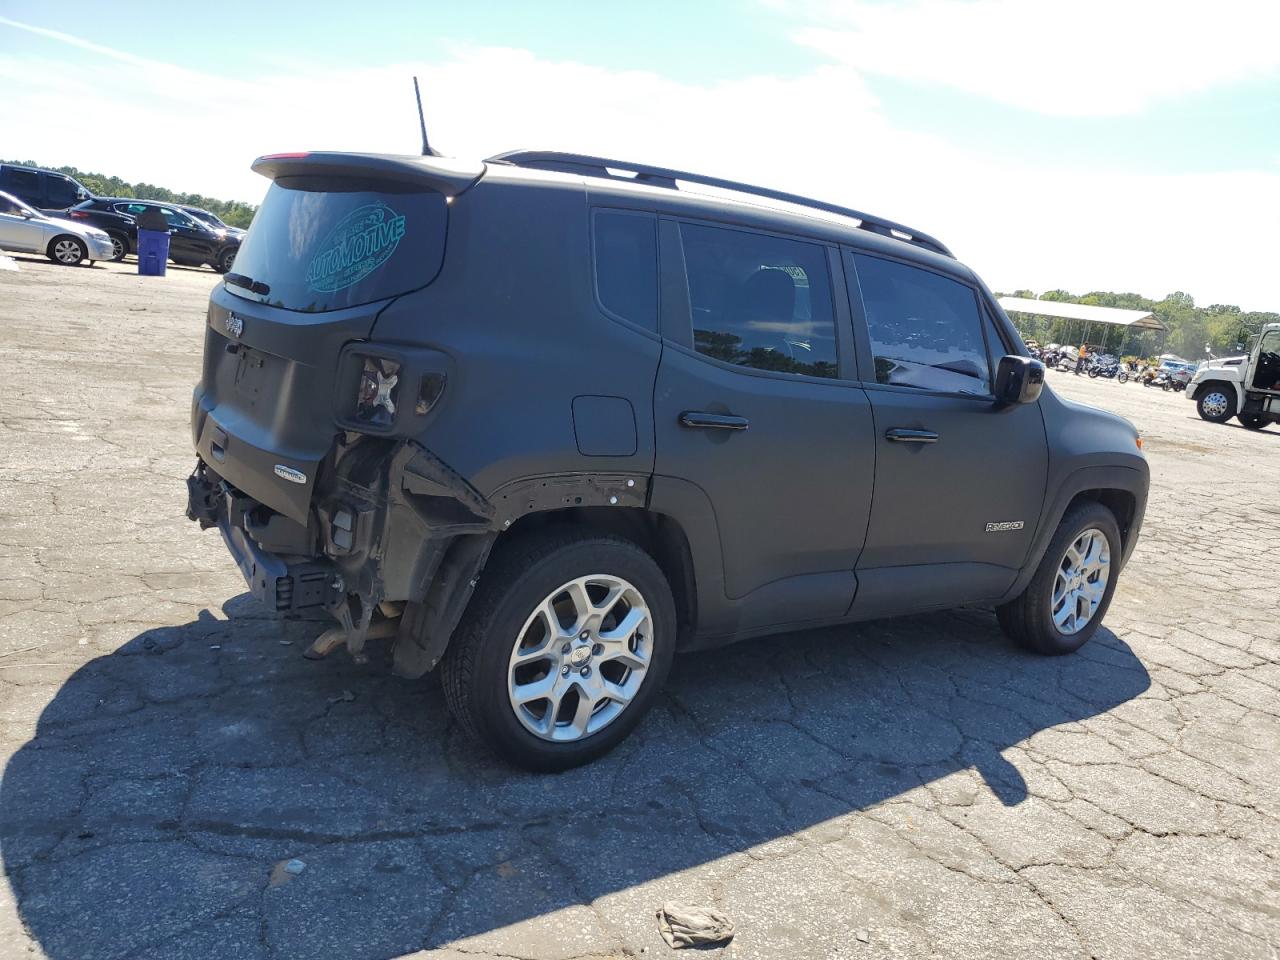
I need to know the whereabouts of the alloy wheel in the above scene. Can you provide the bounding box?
[506,574,652,742]
[1052,528,1110,636]
[53,239,83,264]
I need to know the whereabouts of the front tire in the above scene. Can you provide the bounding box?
[215,247,236,274]
[441,530,676,771]
[47,236,87,266]
[107,233,128,261]
[1196,385,1237,422]
[997,500,1122,656]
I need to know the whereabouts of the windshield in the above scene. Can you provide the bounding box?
[226,176,447,313]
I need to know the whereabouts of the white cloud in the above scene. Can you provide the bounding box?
[1,18,1277,310]
[792,0,1280,116]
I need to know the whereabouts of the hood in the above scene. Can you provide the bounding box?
[1202,355,1247,369]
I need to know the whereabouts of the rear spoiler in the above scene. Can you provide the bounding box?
[251,152,484,197]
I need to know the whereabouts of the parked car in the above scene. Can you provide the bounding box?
[67,198,240,271]
[0,190,114,265]
[177,204,247,240]
[185,148,1149,771]
[0,163,93,215]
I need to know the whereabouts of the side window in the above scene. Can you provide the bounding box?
[680,222,838,379]
[1,167,41,202]
[983,309,1008,367]
[853,253,991,395]
[0,195,19,215]
[44,175,80,208]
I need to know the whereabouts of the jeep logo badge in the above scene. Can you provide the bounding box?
[274,464,307,485]
[225,312,244,339]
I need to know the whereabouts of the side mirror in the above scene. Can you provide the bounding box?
[995,355,1045,405]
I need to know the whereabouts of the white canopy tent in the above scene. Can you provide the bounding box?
[998,296,1166,352]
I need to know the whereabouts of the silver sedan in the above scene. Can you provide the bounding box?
[0,190,115,265]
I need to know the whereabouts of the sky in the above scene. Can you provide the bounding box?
[2,0,1278,310]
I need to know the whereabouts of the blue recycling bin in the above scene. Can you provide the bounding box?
[137,228,170,276]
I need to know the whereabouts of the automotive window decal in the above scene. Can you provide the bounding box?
[305,202,406,293]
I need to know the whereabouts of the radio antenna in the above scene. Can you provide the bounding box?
[413,76,437,156]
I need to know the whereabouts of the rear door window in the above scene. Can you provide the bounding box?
[227,176,447,313]
[679,221,839,379]
[0,167,41,203]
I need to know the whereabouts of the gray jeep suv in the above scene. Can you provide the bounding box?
[186,149,1148,770]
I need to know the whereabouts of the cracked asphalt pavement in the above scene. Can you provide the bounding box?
[1,256,1278,959]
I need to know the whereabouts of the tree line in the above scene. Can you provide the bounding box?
[998,288,1280,361]
[4,160,257,229]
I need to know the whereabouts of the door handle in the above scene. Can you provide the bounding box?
[680,411,749,431]
[885,428,939,443]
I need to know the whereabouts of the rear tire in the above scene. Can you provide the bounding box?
[996,500,1122,656]
[1196,385,1237,422]
[47,236,86,266]
[441,530,676,771]
[1238,414,1268,430]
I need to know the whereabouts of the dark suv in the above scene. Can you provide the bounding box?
[0,163,92,214]
[68,198,240,270]
[186,150,1148,770]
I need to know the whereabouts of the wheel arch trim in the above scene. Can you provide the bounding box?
[999,463,1147,605]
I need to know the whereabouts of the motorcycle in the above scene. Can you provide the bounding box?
[1087,357,1120,379]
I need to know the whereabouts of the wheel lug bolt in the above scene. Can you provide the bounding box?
[592,643,603,656]
[561,665,571,676]
[580,667,591,678]
[579,632,590,641]
[561,643,571,655]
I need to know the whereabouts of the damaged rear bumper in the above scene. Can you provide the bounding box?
[187,437,649,675]
[186,439,499,676]
[188,466,338,614]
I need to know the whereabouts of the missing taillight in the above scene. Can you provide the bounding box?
[415,372,446,415]
[356,357,400,426]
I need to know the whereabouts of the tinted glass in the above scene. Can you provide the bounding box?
[983,309,1008,366]
[0,195,20,215]
[0,167,40,200]
[45,175,80,208]
[853,254,991,395]
[226,177,448,313]
[593,210,657,331]
[680,222,837,378]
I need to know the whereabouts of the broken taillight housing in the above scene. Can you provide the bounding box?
[355,357,400,426]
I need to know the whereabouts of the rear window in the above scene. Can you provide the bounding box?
[227,176,447,312]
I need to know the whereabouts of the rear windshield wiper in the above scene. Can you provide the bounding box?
[224,272,271,296]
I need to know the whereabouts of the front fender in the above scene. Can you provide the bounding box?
[999,462,1148,605]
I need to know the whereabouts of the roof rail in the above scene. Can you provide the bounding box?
[487,150,955,259]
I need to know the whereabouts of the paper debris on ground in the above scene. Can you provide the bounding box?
[656,902,736,949]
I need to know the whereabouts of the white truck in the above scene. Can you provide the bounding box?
[1187,322,1280,430]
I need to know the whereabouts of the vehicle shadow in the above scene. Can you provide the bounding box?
[0,598,1149,958]
[4,253,213,274]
